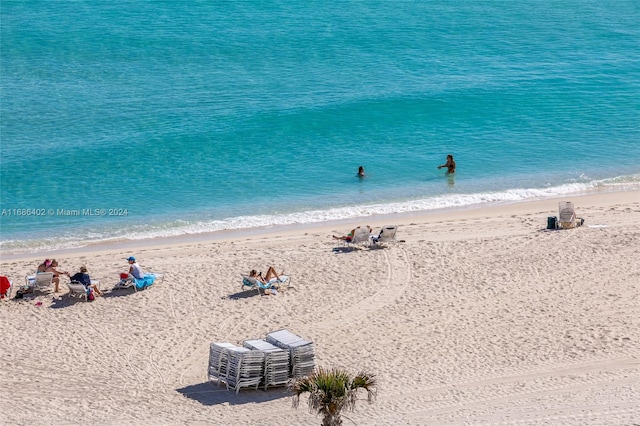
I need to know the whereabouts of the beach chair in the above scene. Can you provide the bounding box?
[557,201,577,229]
[241,274,290,296]
[113,273,160,292]
[224,347,265,393]
[29,272,54,294]
[67,281,89,301]
[346,226,372,249]
[371,225,398,247]
[0,276,13,299]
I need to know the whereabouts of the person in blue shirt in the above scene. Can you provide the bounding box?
[70,265,103,296]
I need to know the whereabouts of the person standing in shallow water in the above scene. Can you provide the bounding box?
[438,154,456,174]
[357,166,366,177]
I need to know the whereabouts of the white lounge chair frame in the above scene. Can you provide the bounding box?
[345,226,372,249]
[371,225,398,247]
[113,273,162,292]
[67,281,88,301]
[557,201,577,229]
[29,272,54,294]
[241,275,291,296]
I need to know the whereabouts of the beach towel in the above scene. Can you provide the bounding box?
[134,274,156,290]
[0,276,11,298]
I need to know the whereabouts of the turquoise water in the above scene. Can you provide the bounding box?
[2,1,639,253]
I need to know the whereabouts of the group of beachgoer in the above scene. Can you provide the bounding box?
[32,255,145,297]
[357,154,456,178]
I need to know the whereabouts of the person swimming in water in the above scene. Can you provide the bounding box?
[437,154,456,174]
[357,166,366,177]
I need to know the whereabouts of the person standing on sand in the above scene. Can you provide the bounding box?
[438,154,456,174]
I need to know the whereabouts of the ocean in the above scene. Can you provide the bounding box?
[1,0,639,254]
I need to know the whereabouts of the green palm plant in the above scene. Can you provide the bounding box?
[289,367,377,426]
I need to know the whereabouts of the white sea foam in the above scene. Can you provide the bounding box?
[2,176,637,254]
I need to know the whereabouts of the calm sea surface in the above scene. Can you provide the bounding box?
[1,0,639,253]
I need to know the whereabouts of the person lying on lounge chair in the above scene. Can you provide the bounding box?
[333,229,356,242]
[248,268,284,296]
[249,267,284,285]
[332,225,372,242]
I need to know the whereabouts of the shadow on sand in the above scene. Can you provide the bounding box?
[48,295,80,309]
[46,285,145,308]
[331,245,362,253]
[177,381,290,406]
[104,288,140,299]
[224,290,261,300]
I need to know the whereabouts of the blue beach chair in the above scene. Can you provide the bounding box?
[241,275,289,296]
[114,273,160,292]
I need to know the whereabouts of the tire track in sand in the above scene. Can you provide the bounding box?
[316,246,412,330]
[176,290,290,386]
[374,355,640,423]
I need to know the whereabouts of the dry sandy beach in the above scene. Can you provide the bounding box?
[1,190,639,426]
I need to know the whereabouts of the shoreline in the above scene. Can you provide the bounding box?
[1,186,637,262]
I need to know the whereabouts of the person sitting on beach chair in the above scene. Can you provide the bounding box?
[126,256,145,280]
[70,265,103,296]
[114,257,157,291]
[114,256,146,289]
[46,259,70,293]
[37,259,51,273]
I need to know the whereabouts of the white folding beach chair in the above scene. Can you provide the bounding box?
[346,226,372,249]
[28,272,54,294]
[557,201,577,229]
[371,225,398,247]
[67,281,89,301]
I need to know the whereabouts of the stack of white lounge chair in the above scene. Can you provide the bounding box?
[266,329,316,378]
[208,329,315,392]
[243,339,290,390]
[208,343,265,393]
[208,342,236,383]
[224,347,265,393]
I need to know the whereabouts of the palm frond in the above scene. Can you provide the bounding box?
[289,366,378,424]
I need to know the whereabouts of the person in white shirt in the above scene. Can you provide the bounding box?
[126,256,145,280]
